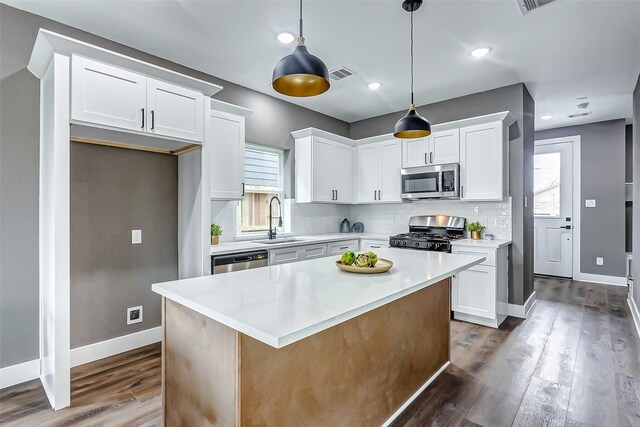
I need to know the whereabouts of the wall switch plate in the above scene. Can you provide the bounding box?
[596,257,604,266]
[132,229,142,244]
[127,306,143,325]
[585,199,596,208]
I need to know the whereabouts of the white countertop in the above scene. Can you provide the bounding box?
[451,238,512,249]
[153,248,484,349]
[210,233,389,256]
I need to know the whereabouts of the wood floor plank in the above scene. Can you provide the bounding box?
[512,376,569,427]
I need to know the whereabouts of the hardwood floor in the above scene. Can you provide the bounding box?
[1,276,638,426]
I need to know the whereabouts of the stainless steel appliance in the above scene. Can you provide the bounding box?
[211,250,269,275]
[389,215,466,252]
[401,163,459,200]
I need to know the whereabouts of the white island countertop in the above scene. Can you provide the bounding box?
[153,248,484,349]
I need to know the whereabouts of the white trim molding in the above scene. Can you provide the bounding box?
[0,359,40,389]
[628,298,640,338]
[381,361,450,427]
[70,327,162,368]
[573,273,627,287]
[508,291,538,318]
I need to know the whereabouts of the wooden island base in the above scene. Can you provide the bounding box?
[162,279,450,426]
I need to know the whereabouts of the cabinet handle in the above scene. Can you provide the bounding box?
[141,108,145,129]
[340,246,349,250]
[378,190,381,200]
[335,190,338,200]
[430,152,433,164]
[370,245,381,249]
[374,190,377,201]
[151,110,155,130]
[461,185,464,198]
[425,153,428,164]
[242,183,245,197]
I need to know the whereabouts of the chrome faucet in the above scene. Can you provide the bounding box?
[268,196,282,240]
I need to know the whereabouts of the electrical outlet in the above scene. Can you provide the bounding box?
[132,229,142,244]
[585,199,596,208]
[596,257,604,266]
[127,306,143,325]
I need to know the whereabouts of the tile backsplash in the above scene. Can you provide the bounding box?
[212,198,512,241]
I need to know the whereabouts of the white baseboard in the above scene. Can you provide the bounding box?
[381,361,450,426]
[0,359,40,389]
[70,326,162,368]
[573,273,627,287]
[628,298,640,339]
[508,291,537,319]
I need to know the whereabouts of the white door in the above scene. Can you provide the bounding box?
[311,137,335,202]
[379,139,402,202]
[71,55,146,131]
[460,122,505,200]
[146,78,204,142]
[429,129,460,165]
[401,137,429,168]
[356,143,380,203]
[333,142,354,203]
[534,141,573,277]
[209,110,245,200]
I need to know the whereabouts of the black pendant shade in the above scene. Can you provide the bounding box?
[394,0,431,139]
[394,104,431,139]
[272,0,330,97]
[272,40,330,97]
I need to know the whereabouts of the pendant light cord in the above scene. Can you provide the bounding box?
[410,9,414,105]
[299,0,304,38]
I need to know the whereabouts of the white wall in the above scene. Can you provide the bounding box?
[348,198,512,240]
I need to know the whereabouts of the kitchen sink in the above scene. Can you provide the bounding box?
[256,238,305,245]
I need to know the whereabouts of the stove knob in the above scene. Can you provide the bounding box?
[402,241,407,246]
[415,242,420,247]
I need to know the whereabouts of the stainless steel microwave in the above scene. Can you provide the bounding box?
[401,163,460,200]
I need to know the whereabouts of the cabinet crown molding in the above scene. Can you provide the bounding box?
[210,99,253,117]
[28,29,223,97]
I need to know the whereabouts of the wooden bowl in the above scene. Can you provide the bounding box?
[335,258,393,274]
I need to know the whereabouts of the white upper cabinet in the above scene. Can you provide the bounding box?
[71,55,146,131]
[459,121,508,201]
[71,55,205,143]
[295,133,354,204]
[430,129,460,165]
[401,129,459,168]
[209,110,245,200]
[355,139,401,203]
[146,78,204,142]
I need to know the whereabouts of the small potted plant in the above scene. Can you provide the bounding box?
[211,224,222,245]
[466,221,486,240]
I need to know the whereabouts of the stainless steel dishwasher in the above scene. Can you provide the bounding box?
[211,250,269,275]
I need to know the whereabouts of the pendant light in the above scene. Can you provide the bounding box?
[394,0,431,139]
[272,0,330,97]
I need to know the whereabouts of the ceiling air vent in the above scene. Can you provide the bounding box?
[329,67,355,81]
[517,0,557,15]
[568,111,592,119]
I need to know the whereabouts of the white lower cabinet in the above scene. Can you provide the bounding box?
[360,239,387,251]
[269,243,327,266]
[451,244,509,328]
[327,240,359,256]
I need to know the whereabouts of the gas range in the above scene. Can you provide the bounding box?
[389,215,466,253]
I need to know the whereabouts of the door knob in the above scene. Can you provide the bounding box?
[560,225,572,229]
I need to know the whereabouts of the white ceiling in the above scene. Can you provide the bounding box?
[6,0,640,130]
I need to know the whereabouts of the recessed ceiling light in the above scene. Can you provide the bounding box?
[470,47,491,58]
[277,32,295,44]
[367,82,382,90]
[540,114,553,120]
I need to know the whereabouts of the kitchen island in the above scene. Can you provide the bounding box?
[152,248,484,426]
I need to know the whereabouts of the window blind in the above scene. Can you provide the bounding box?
[244,147,280,190]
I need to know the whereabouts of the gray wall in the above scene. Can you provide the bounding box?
[70,143,177,348]
[350,84,535,305]
[0,3,349,368]
[536,120,627,277]
[634,75,640,311]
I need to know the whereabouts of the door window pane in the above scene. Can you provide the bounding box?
[534,152,561,216]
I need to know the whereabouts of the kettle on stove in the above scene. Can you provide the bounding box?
[340,218,351,233]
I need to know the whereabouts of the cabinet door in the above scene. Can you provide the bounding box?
[333,142,354,203]
[311,137,335,202]
[209,110,245,200]
[299,244,327,260]
[401,137,430,168]
[429,129,460,165]
[460,122,505,200]
[146,78,204,142]
[71,56,146,131]
[379,139,402,202]
[269,248,300,265]
[360,239,387,251]
[327,240,359,256]
[355,143,380,203]
[451,265,496,319]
